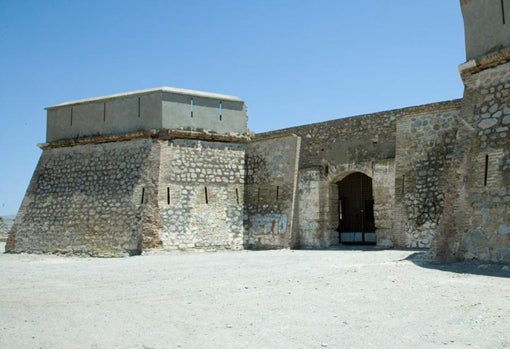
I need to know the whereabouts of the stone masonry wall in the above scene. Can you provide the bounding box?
[0,217,7,240]
[261,111,396,169]
[6,139,158,256]
[394,100,462,248]
[455,62,510,262]
[295,168,324,248]
[370,160,396,247]
[244,135,300,249]
[157,139,245,251]
[294,160,395,248]
[260,111,397,247]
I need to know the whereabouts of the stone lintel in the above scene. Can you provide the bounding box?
[459,48,510,80]
[161,129,251,143]
[40,129,251,149]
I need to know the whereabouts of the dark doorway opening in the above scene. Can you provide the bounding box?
[336,172,376,244]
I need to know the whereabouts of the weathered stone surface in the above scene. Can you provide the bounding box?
[244,135,300,249]
[7,139,157,256]
[437,57,510,263]
[7,1,510,263]
[0,217,7,239]
[158,139,245,251]
[478,118,498,129]
[394,102,461,249]
[256,102,407,248]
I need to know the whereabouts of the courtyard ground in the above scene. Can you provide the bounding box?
[0,243,509,349]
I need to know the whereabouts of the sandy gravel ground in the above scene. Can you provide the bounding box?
[1,243,509,349]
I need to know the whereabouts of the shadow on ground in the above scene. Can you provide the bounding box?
[285,246,510,279]
[404,251,510,279]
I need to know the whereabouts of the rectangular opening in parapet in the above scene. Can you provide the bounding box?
[103,102,106,122]
[190,97,194,118]
[276,186,279,202]
[219,101,223,121]
[137,97,141,118]
[70,107,73,126]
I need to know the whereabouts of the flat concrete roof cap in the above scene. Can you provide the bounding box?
[46,86,244,110]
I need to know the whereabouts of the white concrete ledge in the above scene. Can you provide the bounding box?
[47,86,243,109]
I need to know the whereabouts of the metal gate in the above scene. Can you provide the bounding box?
[337,172,376,244]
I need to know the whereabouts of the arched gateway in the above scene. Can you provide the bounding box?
[335,172,376,244]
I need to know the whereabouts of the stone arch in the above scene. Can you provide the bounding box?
[329,171,376,244]
[330,169,371,184]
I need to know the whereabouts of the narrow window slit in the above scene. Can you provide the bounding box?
[204,186,209,204]
[502,0,506,24]
[70,107,73,126]
[402,175,405,194]
[484,154,489,186]
[141,187,145,204]
[167,187,170,205]
[257,187,260,204]
[138,97,141,118]
[190,97,194,118]
[103,103,106,122]
[219,101,223,121]
[276,186,279,201]
[235,188,239,204]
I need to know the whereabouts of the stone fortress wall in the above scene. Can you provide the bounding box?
[0,217,8,240]
[394,100,462,249]
[157,139,246,251]
[8,88,252,256]
[6,139,156,256]
[244,135,300,249]
[257,110,397,249]
[6,0,510,262]
[432,0,510,263]
[446,59,510,262]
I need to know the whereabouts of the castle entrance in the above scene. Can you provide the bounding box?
[336,172,376,244]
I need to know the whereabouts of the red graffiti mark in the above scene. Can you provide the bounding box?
[270,219,276,235]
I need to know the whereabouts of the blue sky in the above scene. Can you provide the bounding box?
[0,1,465,216]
